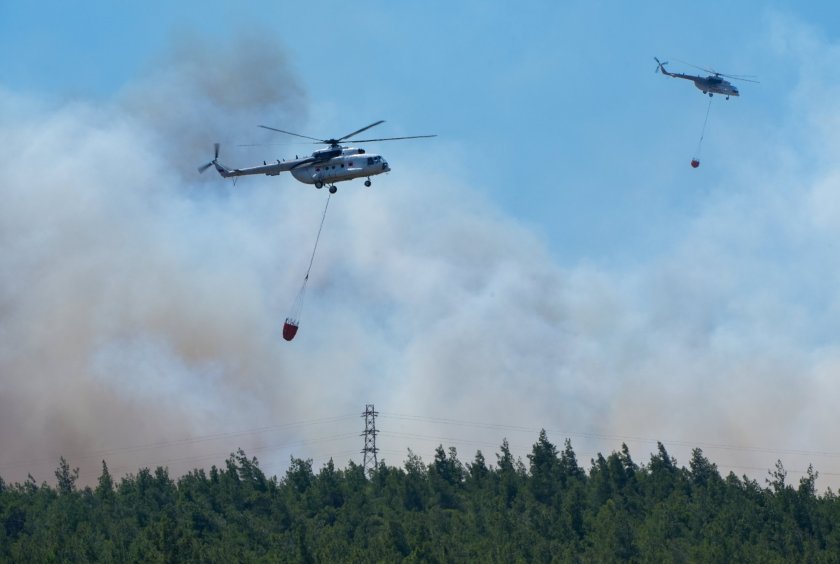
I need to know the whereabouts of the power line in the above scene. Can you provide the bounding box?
[379,412,840,461]
[104,432,360,477]
[0,414,358,473]
[5,409,840,486]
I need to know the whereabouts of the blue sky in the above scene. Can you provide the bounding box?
[4,1,840,486]
[4,0,825,262]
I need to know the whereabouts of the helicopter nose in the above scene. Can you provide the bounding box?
[382,162,390,172]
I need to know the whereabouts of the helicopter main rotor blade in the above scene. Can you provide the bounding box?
[258,125,323,142]
[673,59,717,74]
[237,140,315,147]
[703,70,759,83]
[337,120,385,142]
[257,121,434,146]
[344,134,438,143]
[672,58,759,83]
[719,74,760,83]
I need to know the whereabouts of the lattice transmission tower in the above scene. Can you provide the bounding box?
[361,404,379,474]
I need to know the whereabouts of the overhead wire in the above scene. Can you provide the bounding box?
[5,410,840,483]
[379,412,840,461]
[0,413,358,473]
[106,432,360,477]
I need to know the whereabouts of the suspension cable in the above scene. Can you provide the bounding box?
[304,193,331,282]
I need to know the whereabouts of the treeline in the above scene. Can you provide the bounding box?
[2,432,840,561]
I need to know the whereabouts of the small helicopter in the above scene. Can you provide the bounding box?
[198,120,435,193]
[654,57,758,99]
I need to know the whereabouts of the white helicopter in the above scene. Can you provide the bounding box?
[654,57,758,99]
[198,120,435,193]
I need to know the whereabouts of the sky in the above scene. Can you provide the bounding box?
[3,0,840,489]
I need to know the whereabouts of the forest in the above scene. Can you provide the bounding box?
[2,432,839,562]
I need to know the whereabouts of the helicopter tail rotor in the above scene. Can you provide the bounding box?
[654,57,669,74]
[197,143,221,174]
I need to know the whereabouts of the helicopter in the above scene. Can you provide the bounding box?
[654,57,758,99]
[198,120,435,193]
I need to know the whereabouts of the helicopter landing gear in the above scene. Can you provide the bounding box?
[725,95,730,100]
[364,179,372,187]
[708,92,713,97]
[329,185,337,194]
[315,181,324,189]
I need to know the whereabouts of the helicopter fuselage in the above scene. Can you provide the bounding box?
[198,120,433,191]
[691,75,739,97]
[291,150,390,186]
[656,60,740,98]
[208,146,390,189]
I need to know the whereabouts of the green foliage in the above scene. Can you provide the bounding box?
[54,456,79,495]
[1,439,839,561]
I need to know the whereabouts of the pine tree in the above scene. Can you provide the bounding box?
[54,457,79,495]
[527,429,559,504]
[95,460,114,500]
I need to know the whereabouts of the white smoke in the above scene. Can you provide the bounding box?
[3,20,840,490]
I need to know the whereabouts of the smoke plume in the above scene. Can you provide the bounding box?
[3,23,840,490]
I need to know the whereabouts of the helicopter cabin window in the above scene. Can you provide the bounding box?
[367,157,374,165]
[348,161,353,167]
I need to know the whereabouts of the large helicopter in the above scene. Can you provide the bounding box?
[198,120,435,193]
[654,57,758,99]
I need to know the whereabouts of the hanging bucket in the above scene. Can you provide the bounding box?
[283,318,299,341]
[690,159,700,168]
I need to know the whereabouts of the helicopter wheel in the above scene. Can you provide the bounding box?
[315,181,323,189]
[329,185,337,194]
[709,93,713,97]
[364,179,372,187]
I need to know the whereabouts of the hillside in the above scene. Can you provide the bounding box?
[2,433,839,561]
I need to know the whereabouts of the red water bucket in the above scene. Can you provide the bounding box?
[283,318,299,341]
[690,159,700,168]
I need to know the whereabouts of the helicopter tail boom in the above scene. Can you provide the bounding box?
[198,143,286,178]
[654,57,700,83]
[213,161,234,177]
